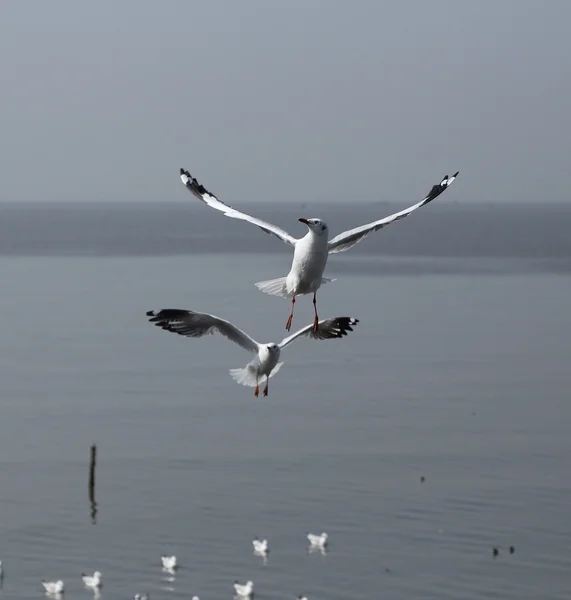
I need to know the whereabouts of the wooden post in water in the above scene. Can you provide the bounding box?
[88,444,98,523]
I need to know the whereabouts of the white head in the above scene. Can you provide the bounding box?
[321,532,328,540]
[265,343,280,356]
[93,571,102,579]
[298,217,329,237]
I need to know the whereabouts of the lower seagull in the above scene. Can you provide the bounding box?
[146,309,359,397]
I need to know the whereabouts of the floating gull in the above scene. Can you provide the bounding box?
[252,537,268,553]
[134,594,148,600]
[41,579,64,594]
[82,571,102,589]
[146,309,359,397]
[234,580,254,597]
[307,532,328,549]
[161,555,177,570]
[180,167,459,331]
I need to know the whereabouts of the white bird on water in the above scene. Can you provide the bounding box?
[146,309,359,397]
[134,594,149,600]
[234,580,254,597]
[161,555,177,570]
[41,579,65,594]
[180,167,459,332]
[252,537,268,553]
[307,532,328,549]
[82,570,102,589]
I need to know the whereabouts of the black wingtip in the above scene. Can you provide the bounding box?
[179,168,185,175]
[146,310,155,317]
[452,170,459,178]
[335,316,359,336]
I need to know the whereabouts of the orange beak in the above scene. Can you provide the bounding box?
[298,218,309,225]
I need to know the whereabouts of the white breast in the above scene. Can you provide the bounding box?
[257,346,281,376]
[287,234,329,294]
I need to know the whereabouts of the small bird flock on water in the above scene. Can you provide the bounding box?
[145,167,459,396]
[1,534,329,597]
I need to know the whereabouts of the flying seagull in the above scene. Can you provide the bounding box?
[146,309,359,397]
[180,167,459,332]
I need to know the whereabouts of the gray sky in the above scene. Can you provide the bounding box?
[1,0,570,203]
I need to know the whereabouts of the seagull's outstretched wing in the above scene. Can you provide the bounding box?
[328,171,459,254]
[146,309,259,353]
[279,317,359,349]
[180,168,298,246]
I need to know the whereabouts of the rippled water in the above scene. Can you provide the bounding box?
[0,246,570,599]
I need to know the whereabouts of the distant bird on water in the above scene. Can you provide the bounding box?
[252,537,269,553]
[161,555,177,570]
[307,532,329,549]
[234,580,254,597]
[41,579,64,594]
[81,571,102,589]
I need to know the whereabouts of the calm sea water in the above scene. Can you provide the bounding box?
[0,203,570,600]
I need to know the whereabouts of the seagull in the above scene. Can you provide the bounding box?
[180,167,459,332]
[297,596,308,600]
[41,580,65,594]
[161,555,177,570]
[234,580,254,597]
[307,532,328,549]
[146,309,359,397]
[134,594,149,600]
[82,571,102,589]
[252,537,268,553]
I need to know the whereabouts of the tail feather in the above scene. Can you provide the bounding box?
[255,276,336,298]
[255,276,289,298]
[228,362,285,387]
[229,363,258,387]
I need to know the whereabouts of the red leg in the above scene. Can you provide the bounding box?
[285,294,296,331]
[312,292,319,332]
[254,377,259,397]
[263,380,269,397]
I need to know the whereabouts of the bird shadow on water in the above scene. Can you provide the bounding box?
[253,550,269,565]
[160,567,177,592]
[307,545,328,557]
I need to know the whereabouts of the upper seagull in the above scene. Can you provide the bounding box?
[146,309,359,397]
[180,167,459,332]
